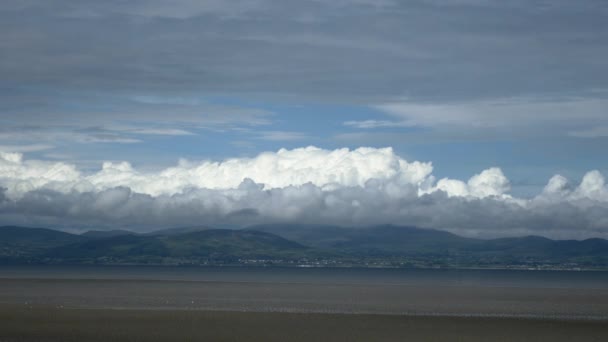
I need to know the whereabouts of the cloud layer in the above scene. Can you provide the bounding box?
[2,0,607,101]
[1,147,607,239]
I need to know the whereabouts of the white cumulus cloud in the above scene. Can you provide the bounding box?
[1,147,607,239]
[1,147,433,197]
[425,168,511,199]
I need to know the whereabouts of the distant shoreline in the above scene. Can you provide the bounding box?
[38,305,608,322]
[3,261,608,272]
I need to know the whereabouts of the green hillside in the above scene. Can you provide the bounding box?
[0,226,86,262]
[1,225,607,269]
[46,229,310,264]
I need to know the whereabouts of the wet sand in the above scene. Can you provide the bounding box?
[1,267,607,341]
[1,278,607,318]
[1,305,607,342]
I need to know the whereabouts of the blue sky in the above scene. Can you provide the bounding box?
[1,2,606,195]
[7,91,607,197]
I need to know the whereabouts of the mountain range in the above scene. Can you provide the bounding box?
[1,225,607,269]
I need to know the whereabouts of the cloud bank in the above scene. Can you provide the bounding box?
[2,0,607,102]
[1,147,607,239]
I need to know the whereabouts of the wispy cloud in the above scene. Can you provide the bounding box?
[352,97,608,140]
[74,127,142,144]
[344,120,410,129]
[257,131,310,141]
[568,126,608,138]
[0,144,54,153]
[375,98,608,128]
[114,128,195,136]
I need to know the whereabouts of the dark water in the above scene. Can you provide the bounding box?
[1,266,607,319]
[2,265,608,288]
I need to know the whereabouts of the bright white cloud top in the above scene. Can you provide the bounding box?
[1,147,607,239]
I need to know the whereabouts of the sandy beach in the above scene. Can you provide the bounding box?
[1,267,607,341]
[1,277,607,318]
[1,305,607,342]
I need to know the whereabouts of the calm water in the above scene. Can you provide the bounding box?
[1,265,607,289]
[1,266,607,318]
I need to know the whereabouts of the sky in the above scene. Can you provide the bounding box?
[1,0,608,238]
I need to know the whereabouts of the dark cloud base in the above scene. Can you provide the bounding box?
[1,183,606,240]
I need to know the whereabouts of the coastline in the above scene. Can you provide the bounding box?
[3,261,607,272]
